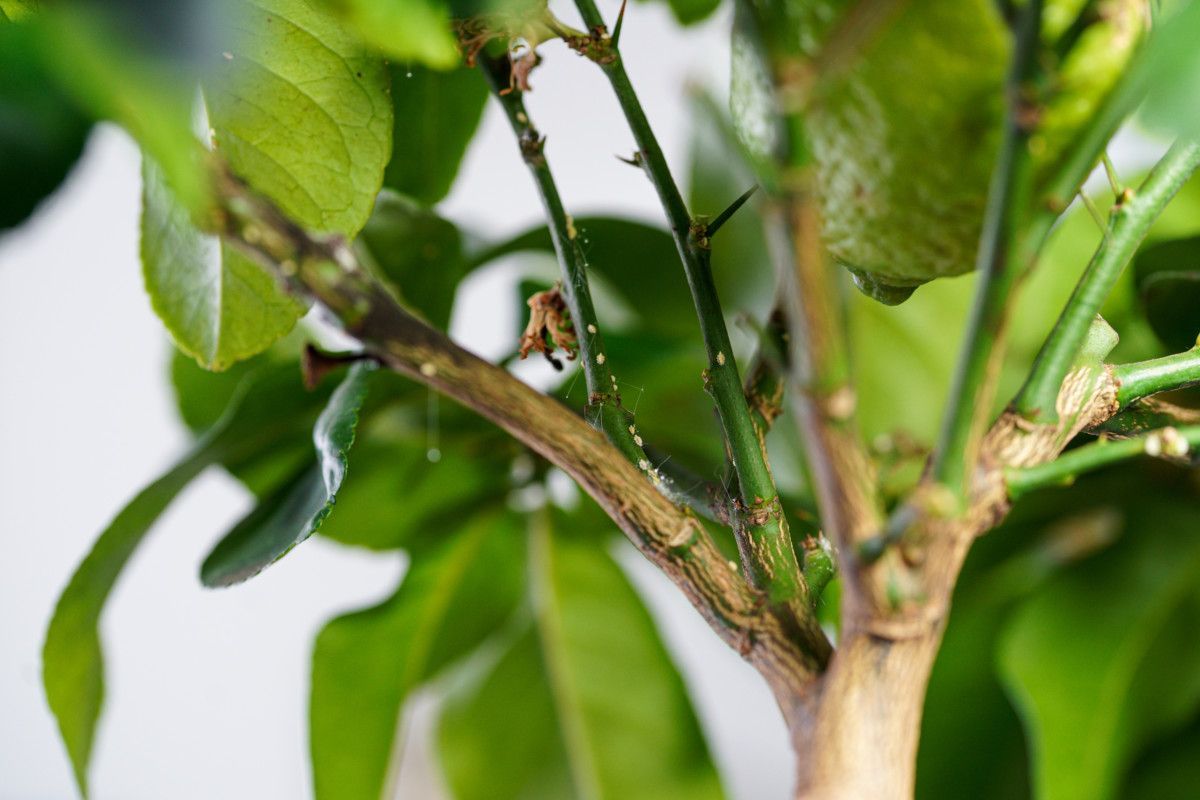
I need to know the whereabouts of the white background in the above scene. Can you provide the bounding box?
[0,3,801,798]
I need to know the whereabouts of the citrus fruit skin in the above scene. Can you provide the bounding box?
[734,0,1146,304]
[808,0,1009,303]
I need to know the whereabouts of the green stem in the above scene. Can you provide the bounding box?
[479,57,686,497]
[1006,425,1200,499]
[1115,347,1200,407]
[567,1,803,607]
[930,0,1043,495]
[1017,140,1200,418]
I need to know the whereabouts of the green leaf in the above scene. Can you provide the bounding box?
[439,628,576,799]
[205,0,394,236]
[1132,236,1200,353]
[359,192,468,329]
[1122,714,1200,800]
[310,511,524,800]
[169,344,337,495]
[36,6,207,209]
[1138,1,1200,138]
[477,216,697,338]
[42,437,221,797]
[200,361,375,586]
[441,510,723,800]
[651,0,721,26]
[141,159,305,371]
[998,498,1200,800]
[319,437,511,550]
[0,1,35,21]
[314,0,459,68]
[384,64,487,205]
[916,493,1120,800]
[850,193,1132,445]
[43,357,344,794]
[0,22,91,230]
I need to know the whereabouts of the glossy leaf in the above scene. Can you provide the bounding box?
[42,437,222,797]
[310,511,524,800]
[999,499,1200,800]
[441,511,724,800]
[385,64,487,205]
[205,0,394,236]
[0,23,90,230]
[43,355,348,793]
[169,345,336,495]
[359,192,468,330]
[200,361,376,586]
[141,159,305,371]
[314,0,459,68]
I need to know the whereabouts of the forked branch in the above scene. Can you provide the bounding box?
[206,163,831,703]
[564,0,813,622]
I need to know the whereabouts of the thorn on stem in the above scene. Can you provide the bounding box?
[1102,152,1124,197]
[706,184,760,238]
[1079,191,1109,238]
[612,0,628,48]
[301,344,377,390]
[616,151,644,168]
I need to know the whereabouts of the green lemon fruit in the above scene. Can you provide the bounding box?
[734,0,1146,304]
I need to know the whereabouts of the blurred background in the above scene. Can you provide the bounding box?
[2,0,1188,797]
[0,4,808,798]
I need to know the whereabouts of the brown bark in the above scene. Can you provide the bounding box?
[211,170,831,703]
[779,367,1124,798]
[791,626,945,800]
[211,163,1135,800]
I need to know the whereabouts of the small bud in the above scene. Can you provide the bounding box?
[716,351,726,366]
[596,353,606,365]
[420,362,437,377]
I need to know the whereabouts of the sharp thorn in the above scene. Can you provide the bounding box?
[612,0,628,48]
[706,184,760,238]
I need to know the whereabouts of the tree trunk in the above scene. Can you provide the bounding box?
[789,623,946,799]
